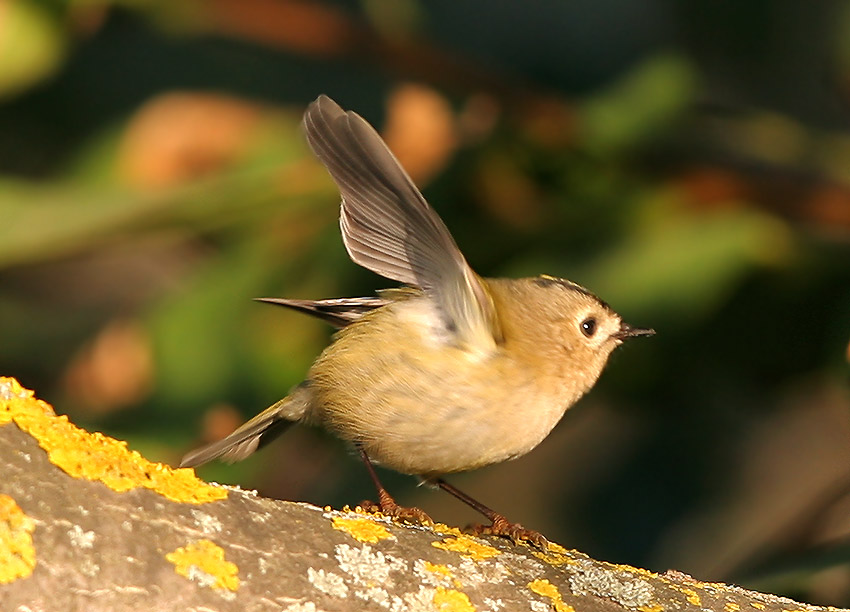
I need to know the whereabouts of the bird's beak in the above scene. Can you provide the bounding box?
[614,322,655,340]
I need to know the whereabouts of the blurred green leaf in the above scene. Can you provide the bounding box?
[583,193,794,323]
[147,237,275,407]
[0,168,332,270]
[0,0,66,98]
[146,199,338,409]
[578,53,696,155]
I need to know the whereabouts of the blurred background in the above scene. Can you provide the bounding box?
[2,0,850,604]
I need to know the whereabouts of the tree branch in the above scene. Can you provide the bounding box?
[0,377,842,612]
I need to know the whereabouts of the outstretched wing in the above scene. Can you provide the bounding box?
[302,95,501,351]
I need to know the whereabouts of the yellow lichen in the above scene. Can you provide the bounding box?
[624,565,659,580]
[531,542,573,566]
[432,535,500,561]
[166,539,239,591]
[433,586,476,612]
[725,602,741,612]
[422,561,463,589]
[751,603,766,610]
[680,587,702,606]
[424,561,454,577]
[430,522,464,537]
[0,377,225,504]
[0,378,34,424]
[528,578,575,612]
[0,494,36,584]
[532,546,580,567]
[331,516,395,543]
[639,604,664,612]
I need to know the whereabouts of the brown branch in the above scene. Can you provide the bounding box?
[0,377,844,612]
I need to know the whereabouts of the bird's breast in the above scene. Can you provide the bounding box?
[308,300,579,475]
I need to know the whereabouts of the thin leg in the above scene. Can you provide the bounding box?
[435,478,548,548]
[357,447,433,525]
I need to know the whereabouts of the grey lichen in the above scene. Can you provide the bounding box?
[569,563,655,608]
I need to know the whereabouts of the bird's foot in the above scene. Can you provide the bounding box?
[358,490,433,525]
[467,514,549,549]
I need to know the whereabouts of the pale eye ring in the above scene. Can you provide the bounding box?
[580,317,597,338]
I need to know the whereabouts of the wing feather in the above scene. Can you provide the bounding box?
[302,95,501,350]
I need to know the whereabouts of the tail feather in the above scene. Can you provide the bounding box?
[254,296,387,329]
[180,388,310,468]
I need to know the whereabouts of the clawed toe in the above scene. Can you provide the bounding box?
[358,499,382,514]
[358,498,433,525]
[467,515,549,549]
[357,448,434,525]
[393,505,434,525]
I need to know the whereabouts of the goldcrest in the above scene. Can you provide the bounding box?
[182,95,653,545]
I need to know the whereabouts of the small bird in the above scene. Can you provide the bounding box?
[181,95,654,546]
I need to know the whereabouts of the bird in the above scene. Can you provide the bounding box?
[180,94,654,546]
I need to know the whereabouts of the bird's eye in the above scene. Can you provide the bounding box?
[580,317,597,338]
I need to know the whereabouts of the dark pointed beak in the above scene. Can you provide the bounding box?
[614,322,655,340]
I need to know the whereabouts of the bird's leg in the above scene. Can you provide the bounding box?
[434,478,548,548]
[357,447,433,525]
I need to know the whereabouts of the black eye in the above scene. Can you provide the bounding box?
[580,317,597,337]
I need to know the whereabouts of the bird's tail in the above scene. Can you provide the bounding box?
[179,384,311,468]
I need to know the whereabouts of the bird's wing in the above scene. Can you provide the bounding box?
[302,95,501,351]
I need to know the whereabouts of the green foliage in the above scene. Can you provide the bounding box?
[579,54,696,155]
[0,0,66,99]
[586,197,793,322]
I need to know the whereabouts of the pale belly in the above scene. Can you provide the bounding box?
[309,351,574,476]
